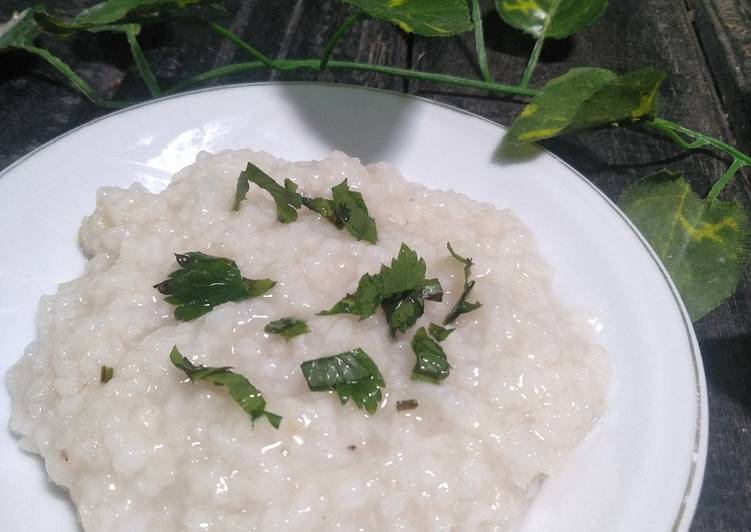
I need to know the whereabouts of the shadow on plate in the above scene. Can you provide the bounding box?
[278,84,415,164]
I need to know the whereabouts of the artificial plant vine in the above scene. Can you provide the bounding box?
[1,0,748,320]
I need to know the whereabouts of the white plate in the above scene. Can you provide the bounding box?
[0,83,706,532]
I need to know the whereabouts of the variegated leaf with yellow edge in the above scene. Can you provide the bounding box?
[341,0,472,36]
[619,170,750,321]
[505,67,665,143]
[496,0,609,39]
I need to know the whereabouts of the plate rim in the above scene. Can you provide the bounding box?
[0,81,708,532]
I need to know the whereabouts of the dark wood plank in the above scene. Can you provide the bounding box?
[688,0,751,153]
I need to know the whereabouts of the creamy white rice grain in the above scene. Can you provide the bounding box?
[7,149,608,531]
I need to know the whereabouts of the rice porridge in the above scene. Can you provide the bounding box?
[7,149,608,531]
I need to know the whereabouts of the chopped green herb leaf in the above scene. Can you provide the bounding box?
[319,243,443,337]
[154,251,275,321]
[330,180,378,243]
[302,196,338,225]
[444,242,482,324]
[170,346,281,428]
[420,278,444,302]
[233,162,302,223]
[382,289,424,336]
[300,348,385,414]
[303,180,378,243]
[264,317,310,339]
[100,364,113,383]
[318,272,383,319]
[379,243,428,297]
[396,398,419,412]
[411,327,451,384]
[428,323,454,342]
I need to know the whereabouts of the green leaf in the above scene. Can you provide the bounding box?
[342,0,472,36]
[378,243,428,297]
[76,0,203,26]
[303,179,378,243]
[411,327,451,383]
[154,252,275,321]
[444,242,482,324]
[0,8,41,50]
[506,67,666,143]
[496,0,609,39]
[170,346,281,428]
[330,180,378,243]
[428,322,454,342]
[264,317,310,339]
[100,364,114,383]
[318,243,442,336]
[300,348,385,414]
[619,170,751,320]
[234,162,302,223]
[382,290,424,336]
[34,1,206,34]
[318,272,383,319]
[302,196,338,226]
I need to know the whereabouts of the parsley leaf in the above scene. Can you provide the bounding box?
[303,179,378,243]
[170,346,281,428]
[318,243,443,337]
[100,364,113,383]
[411,327,451,384]
[444,242,482,324]
[318,273,383,319]
[379,243,427,297]
[233,161,302,223]
[428,322,454,342]
[154,252,275,321]
[302,196,338,225]
[300,348,385,414]
[264,317,310,339]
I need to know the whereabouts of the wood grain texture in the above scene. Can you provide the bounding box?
[689,0,751,153]
[1,1,750,530]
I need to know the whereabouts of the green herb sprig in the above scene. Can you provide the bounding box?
[3,0,749,319]
[300,348,385,414]
[303,179,378,243]
[319,243,443,337]
[264,317,310,339]
[234,163,378,243]
[154,252,275,321]
[444,243,482,324]
[411,326,451,384]
[170,346,281,428]
[234,161,302,223]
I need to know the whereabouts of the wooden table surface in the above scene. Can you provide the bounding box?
[1,1,749,530]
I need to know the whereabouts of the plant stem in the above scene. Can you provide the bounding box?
[643,118,751,166]
[520,33,544,88]
[22,45,132,108]
[124,26,161,97]
[708,159,745,202]
[470,0,492,82]
[320,12,366,70]
[165,58,538,98]
[208,22,276,68]
[193,24,537,98]
[642,117,750,199]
